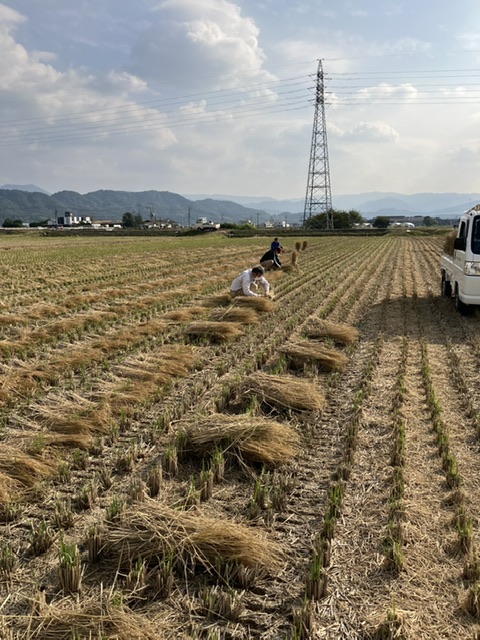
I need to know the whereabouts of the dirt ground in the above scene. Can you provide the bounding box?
[2,233,480,639]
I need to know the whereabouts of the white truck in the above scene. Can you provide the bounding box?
[440,204,480,314]
[194,217,220,231]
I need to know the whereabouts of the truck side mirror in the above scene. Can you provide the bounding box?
[454,237,466,251]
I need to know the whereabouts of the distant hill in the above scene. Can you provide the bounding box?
[0,189,272,225]
[2,187,479,224]
[184,191,480,217]
[0,184,50,195]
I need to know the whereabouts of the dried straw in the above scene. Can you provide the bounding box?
[201,294,234,308]
[240,372,325,411]
[100,499,283,570]
[291,251,298,265]
[233,296,276,312]
[301,240,308,251]
[0,446,56,487]
[279,341,349,372]
[26,597,165,640]
[443,230,457,256]
[183,413,300,464]
[303,319,359,344]
[209,307,260,324]
[185,321,244,342]
[162,306,206,322]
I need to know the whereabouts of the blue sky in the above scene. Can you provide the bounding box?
[1,0,480,199]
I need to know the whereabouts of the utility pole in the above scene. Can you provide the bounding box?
[187,206,191,228]
[256,212,260,228]
[303,59,333,229]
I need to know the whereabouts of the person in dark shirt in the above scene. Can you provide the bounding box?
[271,237,281,251]
[260,247,282,271]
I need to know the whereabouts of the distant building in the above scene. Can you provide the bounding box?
[49,211,92,226]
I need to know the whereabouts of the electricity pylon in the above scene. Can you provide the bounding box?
[303,59,333,228]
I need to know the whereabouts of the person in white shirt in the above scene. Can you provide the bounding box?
[230,265,271,297]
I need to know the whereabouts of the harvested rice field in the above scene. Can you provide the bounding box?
[1,230,480,638]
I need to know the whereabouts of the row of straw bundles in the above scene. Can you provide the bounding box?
[278,341,349,372]
[182,413,300,465]
[98,499,283,570]
[239,372,325,412]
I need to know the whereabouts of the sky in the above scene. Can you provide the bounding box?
[1,0,480,200]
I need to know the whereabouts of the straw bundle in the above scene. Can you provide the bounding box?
[240,372,325,411]
[233,296,276,312]
[0,446,56,487]
[162,306,206,322]
[295,241,301,251]
[279,341,349,372]
[100,499,283,570]
[291,251,298,265]
[209,307,260,324]
[443,230,457,256]
[301,240,308,251]
[185,321,244,342]
[304,319,359,345]
[201,294,234,308]
[183,413,300,464]
[27,598,163,640]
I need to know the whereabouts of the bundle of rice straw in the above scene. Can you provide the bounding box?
[301,240,308,251]
[209,307,259,324]
[0,446,56,488]
[185,321,243,342]
[201,294,233,308]
[278,341,348,372]
[443,230,457,256]
[291,251,298,266]
[240,372,325,411]
[100,499,283,570]
[162,306,206,322]
[27,597,163,640]
[233,296,276,312]
[183,413,300,464]
[303,319,359,345]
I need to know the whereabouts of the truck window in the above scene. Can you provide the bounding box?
[472,216,480,254]
[459,220,468,239]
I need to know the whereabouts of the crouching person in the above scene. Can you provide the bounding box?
[230,265,271,298]
[260,247,282,271]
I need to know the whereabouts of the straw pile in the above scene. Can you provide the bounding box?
[279,341,348,372]
[162,306,206,322]
[0,446,56,488]
[233,296,276,312]
[201,294,233,308]
[183,413,300,464]
[184,321,244,342]
[209,307,260,324]
[240,372,325,411]
[27,597,163,640]
[443,230,457,256]
[303,319,359,345]
[301,240,308,250]
[100,500,283,570]
[291,251,298,266]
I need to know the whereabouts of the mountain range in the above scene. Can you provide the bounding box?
[1,184,479,224]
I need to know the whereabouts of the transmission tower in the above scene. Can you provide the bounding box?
[303,60,333,228]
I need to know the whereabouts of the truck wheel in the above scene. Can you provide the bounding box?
[441,276,452,298]
[454,290,471,315]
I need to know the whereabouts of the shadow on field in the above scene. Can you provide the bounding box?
[358,293,480,345]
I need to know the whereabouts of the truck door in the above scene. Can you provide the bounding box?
[454,219,468,271]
